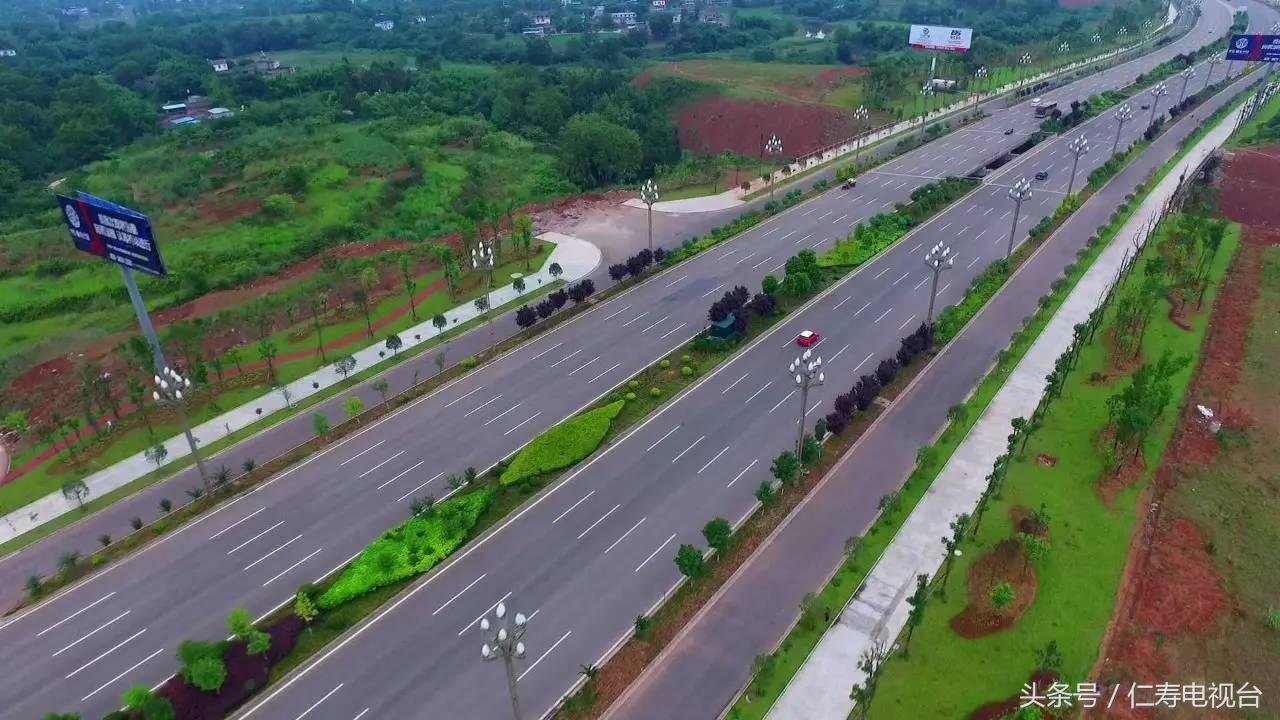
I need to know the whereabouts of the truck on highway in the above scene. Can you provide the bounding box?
[1031,98,1058,118]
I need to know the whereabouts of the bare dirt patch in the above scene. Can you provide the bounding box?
[950,538,1039,638]
[1036,453,1058,467]
[673,96,856,158]
[969,670,1061,720]
[814,67,869,86]
[1089,152,1278,719]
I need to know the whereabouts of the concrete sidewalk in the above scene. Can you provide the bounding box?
[765,96,1239,720]
[0,234,600,545]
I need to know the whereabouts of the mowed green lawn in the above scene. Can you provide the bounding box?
[869,222,1239,718]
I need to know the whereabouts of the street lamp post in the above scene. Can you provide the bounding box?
[1177,66,1196,104]
[1204,56,1222,90]
[1091,32,1101,45]
[1006,177,1033,259]
[1018,53,1032,88]
[1058,41,1070,57]
[923,242,954,325]
[919,84,934,140]
[472,239,495,333]
[1067,135,1089,195]
[1148,82,1168,126]
[640,179,659,252]
[480,600,528,720]
[973,66,988,95]
[789,350,823,456]
[1112,103,1133,154]
[853,105,869,164]
[765,134,783,201]
[1117,26,1128,41]
[152,365,211,490]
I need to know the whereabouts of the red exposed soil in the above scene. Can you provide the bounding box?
[674,96,856,158]
[950,538,1039,639]
[970,670,1062,720]
[1089,149,1276,719]
[813,66,869,86]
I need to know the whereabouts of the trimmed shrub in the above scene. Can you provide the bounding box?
[318,491,492,609]
[500,401,625,485]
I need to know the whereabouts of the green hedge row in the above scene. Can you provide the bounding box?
[499,400,625,485]
[819,177,976,268]
[317,489,492,609]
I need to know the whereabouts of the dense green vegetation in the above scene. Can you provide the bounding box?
[499,399,624,485]
[318,489,491,609]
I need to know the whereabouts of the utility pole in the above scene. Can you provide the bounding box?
[923,242,954,325]
[788,350,823,456]
[1113,103,1134,154]
[1067,135,1089,195]
[480,601,528,720]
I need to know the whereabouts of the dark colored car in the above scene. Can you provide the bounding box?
[1035,170,1049,181]
[1004,128,1014,135]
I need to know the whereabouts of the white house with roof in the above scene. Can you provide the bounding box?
[610,10,637,24]
[373,18,395,30]
[533,13,552,24]
[651,0,666,8]
[0,49,16,57]
[209,58,230,72]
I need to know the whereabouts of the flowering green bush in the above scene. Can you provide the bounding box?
[318,490,492,609]
[499,400,624,485]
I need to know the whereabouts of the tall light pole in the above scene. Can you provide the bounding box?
[152,365,210,490]
[472,239,495,333]
[1067,135,1089,195]
[789,350,823,456]
[923,241,953,325]
[1018,53,1032,88]
[480,600,528,720]
[640,178,659,252]
[1112,103,1133,154]
[1203,55,1223,89]
[853,105,869,164]
[1058,41,1070,57]
[973,66,988,94]
[1091,32,1101,45]
[1006,177,1033,259]
[1117,26,1128,41]
[919,83,934,140]
[1148,82,1168,126]
[765,133,783,201]
[1177,66,1196,104]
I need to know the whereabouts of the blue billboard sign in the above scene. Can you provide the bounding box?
[57,192,167,277]
[1225,33,1280,63]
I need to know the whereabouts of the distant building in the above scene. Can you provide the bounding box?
[651,0,666,8]
[61,6,89,16]
[610,10,637,25]
[207,107,234,119]
[414,15,427,23]
[250,52,296,77]
[533,13,552,24]
[699,9,725,24]
[671,10,681,22]
[210,58,231,72]
[373,18,395,31]
[522,26,547,35]
[160,102,188,115]
[591,5,604,16]
[0,49,16,57]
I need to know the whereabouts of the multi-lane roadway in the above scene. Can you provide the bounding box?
[0,2,1247,717]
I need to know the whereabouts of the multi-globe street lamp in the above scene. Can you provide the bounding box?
[789,350,823,456]
[480,600,528,720]
[1058,41,1070,56]
[1091,32,1102,45]
[764,133,783,201]
[1117,26,1128,39]
[472,239,495,332]
[1112,103,1134,154]
[1005,177,1033,260]
[853,105,869,163]
[1204,55,1222,90]
[974,65,988,94]
[151,365,211,490]
[923,242,954,325]
[919,84,934,140]
[1067,135,1089,195]
[1018,53,1032,87]
[639,178,659,252]
[1148,82,1169,126]
[1177,66,1196,104]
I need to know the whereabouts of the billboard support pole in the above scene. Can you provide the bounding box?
[119,264,211,487]
[120,265,167,373]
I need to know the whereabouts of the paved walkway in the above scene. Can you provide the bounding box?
[0,234,600,545]
[623,30,1166,217]
[766,94,1238,720]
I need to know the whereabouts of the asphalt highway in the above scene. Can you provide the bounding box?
[0,3,1242,717]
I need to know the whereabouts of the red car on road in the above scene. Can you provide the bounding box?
[796,330,822,347]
